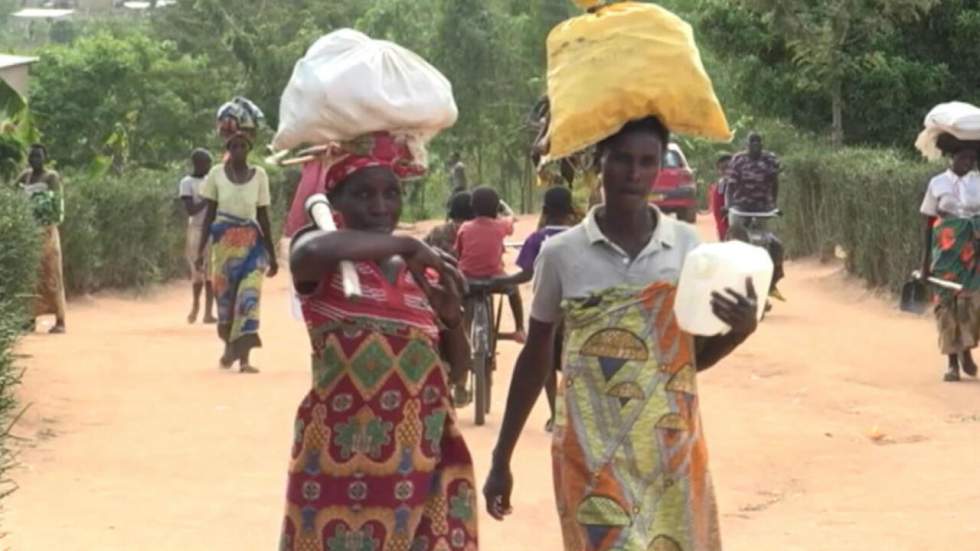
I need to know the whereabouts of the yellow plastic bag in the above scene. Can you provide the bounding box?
[543,2,732,162]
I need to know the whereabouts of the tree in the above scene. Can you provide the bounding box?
[152,0,368,130]
[30,31,227,169]
[719,0,938,147]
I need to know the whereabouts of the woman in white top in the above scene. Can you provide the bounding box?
[919,139,980,382]
[195,132,279,373]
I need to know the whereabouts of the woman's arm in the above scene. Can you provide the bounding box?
[46,171,61,193]
[439,322,471,386]
[484,317,557,518]
[181,197,207,217]
[257,206,279,276]
[501,269,533,286]
[695,333,748,371]
[921,216,935,278]
[290,230,436,287]
[196,200,217,262]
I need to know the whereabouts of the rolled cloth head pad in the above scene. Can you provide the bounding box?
[543,2,732,162]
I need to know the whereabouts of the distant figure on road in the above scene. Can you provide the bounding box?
[725,133,780,216]
[709,154,732,240]
[425,190,474,257]
[17,144,67,334]
[919,138,980,382]
[178,148,216,325]
[455,186,526,343]
[195,132,278,374]
[726,132,785,298]
[448,151,468,194]
[500,185,576,431]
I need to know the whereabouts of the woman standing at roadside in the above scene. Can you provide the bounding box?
[196,132,278,373]
[920,139,980,382]
[17,144,67,334]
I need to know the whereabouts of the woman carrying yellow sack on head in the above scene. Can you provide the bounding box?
[486,3,742,551]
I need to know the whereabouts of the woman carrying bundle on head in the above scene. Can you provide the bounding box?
[274,30,478,551]
[919,133,980,382]
[484,3,758,550]
[196,100,278,374]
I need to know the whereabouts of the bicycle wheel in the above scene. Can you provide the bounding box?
[486,295,498,415]
[474,350,488,426]
[471,297,490,426]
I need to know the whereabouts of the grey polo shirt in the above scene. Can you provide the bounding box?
[530,206,701,323]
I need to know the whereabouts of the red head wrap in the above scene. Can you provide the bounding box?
[284,132,426,237]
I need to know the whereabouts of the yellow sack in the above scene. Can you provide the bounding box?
[544,2,732,162]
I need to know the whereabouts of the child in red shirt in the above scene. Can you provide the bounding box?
[455,186,526,342]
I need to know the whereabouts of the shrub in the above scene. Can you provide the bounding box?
[0,188,41,501]
[777,146,942,291]
[59,168,187,294]
[58,161,296,295]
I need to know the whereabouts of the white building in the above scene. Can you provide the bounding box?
[0,55,39,98]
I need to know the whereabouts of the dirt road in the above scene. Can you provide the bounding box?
[6,216,980,550]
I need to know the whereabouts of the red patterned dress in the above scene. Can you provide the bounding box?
[280,261,478,551]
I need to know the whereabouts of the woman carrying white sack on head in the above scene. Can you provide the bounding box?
[274,30,479,551]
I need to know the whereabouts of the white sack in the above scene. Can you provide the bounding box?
[273,29,458,151]
[915,101,980,160]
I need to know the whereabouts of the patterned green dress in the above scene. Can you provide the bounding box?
[930,216,980,354]
[552,282,721,551]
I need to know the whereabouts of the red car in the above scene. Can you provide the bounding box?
[650,143,697,224]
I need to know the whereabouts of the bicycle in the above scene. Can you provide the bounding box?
[462,277,510,426]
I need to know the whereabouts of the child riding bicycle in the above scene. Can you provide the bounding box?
[455,186,526,343]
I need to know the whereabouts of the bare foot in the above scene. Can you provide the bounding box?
[239,364,260,374]
[187,305,199,324]
[513,329,527,344]
[203,314,217,324]
[49,324,66,335]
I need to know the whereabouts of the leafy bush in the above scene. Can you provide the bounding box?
[59,168,187,294]
[777,146,942,291]
[58,161,295,295]
[30,31,227,170]
[0,188,41,501]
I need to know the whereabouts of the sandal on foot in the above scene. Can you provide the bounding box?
[48,324,66,335]
[944,366,961,382]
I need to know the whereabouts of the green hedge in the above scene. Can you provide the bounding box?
[776,147,942,292]
[59,162,296,296]
[0,189,41,500]
[59,168,186,294]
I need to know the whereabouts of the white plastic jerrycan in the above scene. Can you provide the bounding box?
[673,241,774,336]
